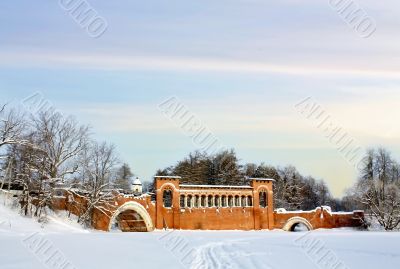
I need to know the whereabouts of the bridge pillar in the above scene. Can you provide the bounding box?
[251,178,275,230]
[154,176,181,230]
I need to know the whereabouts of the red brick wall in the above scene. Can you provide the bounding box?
[274,208,365,230]
[177,207,255,230]
[154,177,275,231]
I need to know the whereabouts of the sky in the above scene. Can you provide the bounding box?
[1,0,400,197]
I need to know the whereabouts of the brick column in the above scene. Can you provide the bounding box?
[252,190,261,230]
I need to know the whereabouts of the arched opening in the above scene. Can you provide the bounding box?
[201,195,206,207]
[247,196,253,207]
[180,195,185,208]
[188,195,193,208]
[235,195,240,207]
[228,196,233,207]
[207,195,213,207]
[194,195,200,208]
[241,196,247,207]
[291,223,310,232]
[282,217,313,232]
[215,195,220,207]
[163,189,173,208]
[259,191,267,208]
[108,202,154,232]
[221,195,227,207]
[112,209,148,232]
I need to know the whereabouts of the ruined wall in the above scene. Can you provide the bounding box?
[274,207,365,230]
[51,189,156,232]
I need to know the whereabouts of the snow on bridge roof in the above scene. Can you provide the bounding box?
[154,176,182,179]
[248,178,275,182]
[180,184,253,189]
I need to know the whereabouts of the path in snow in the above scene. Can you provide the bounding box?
[191,240,273,269]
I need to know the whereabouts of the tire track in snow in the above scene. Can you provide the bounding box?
[190,241,273,269]
[191,242,233,269]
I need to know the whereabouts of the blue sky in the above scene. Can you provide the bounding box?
[1,0,400,196]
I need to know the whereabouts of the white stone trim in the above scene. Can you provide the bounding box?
[282,217,313,232]
[108,201,154,232]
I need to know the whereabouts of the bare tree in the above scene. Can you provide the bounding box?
[0,111,90,221]
[76,141,119,226]
[355,148,400,230]
[32,112,90,180]
[0,104,26,150]
[0,104,130,227]
[2,135,45,217]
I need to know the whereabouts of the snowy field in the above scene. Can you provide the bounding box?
[1,203,399,269]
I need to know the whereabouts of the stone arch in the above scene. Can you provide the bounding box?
[256,186,269,192]
[108,201,154,232]
[158,182,177,191]
[282,217,313,232]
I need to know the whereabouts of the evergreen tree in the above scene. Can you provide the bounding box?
[114,163,133,191]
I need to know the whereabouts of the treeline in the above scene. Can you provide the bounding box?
[155,150,335,211]
[0,104,134,225]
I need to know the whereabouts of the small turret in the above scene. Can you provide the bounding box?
[131,177,143,193]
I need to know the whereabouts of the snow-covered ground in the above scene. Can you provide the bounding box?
[1,202,399,269]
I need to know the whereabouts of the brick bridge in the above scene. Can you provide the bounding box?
[55,176,365,232]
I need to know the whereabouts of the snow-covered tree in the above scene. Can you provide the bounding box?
[0,104,28,152]
[354,148,400,230]
[76,141,119,226]
[31,112,90,180]
[276,166,304,210]
[210,149,243,185]
[1,136,51,218]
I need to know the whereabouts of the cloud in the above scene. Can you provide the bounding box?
[1,50,400,79]
[70,90,400,144]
